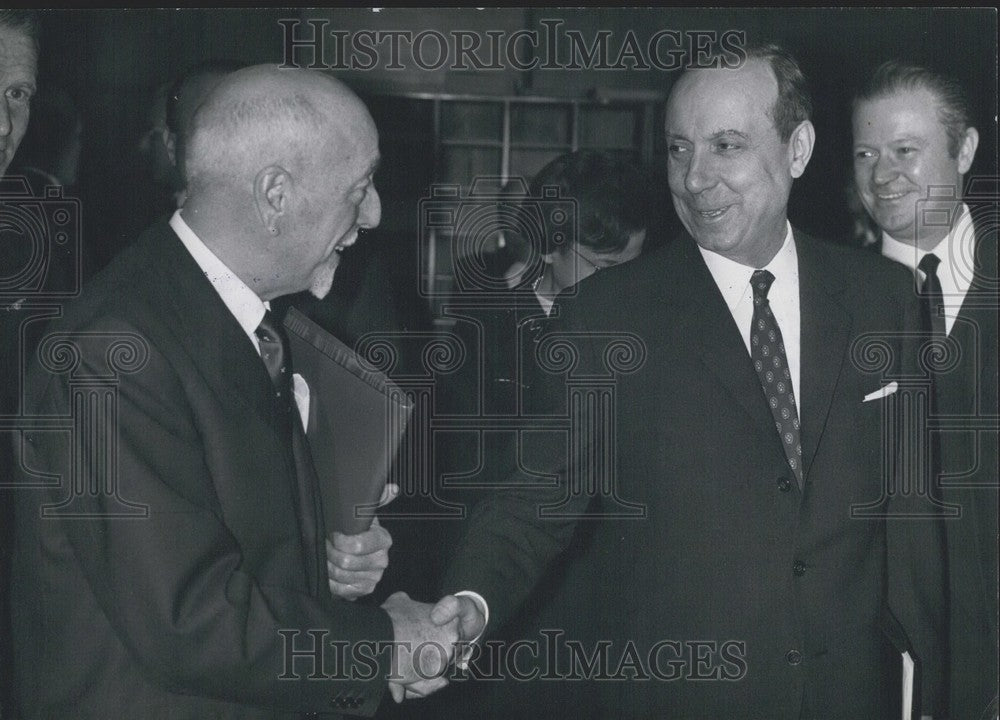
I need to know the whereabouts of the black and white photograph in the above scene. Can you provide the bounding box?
[0,8,996,719]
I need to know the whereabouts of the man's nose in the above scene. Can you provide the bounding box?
[872,152,897,185]
[359,186,382,230]
[0,99,12,138]
[684,150,716,195]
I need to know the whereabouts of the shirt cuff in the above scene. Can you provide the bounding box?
[453,590,489,670]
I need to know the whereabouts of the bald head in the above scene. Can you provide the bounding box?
[180,66,381,301]
[186,66,372,198]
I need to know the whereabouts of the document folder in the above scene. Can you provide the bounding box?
[284,307,412,535]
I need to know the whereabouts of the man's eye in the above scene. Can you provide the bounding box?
[854,149,876,160]
[715,142,741,153]
[6,87,33,103]
[898,146,917,155]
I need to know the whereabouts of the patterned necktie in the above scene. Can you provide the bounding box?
[255,310,293,411]
[750,270,803,489]
[918,253,946,339]
[255,310,324,595]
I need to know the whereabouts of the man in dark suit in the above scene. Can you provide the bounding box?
[853,61,998,720]
[437,45,947,718]
[9,66,457,718]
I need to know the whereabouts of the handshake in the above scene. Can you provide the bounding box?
[324,488,487,703]
[380,591,487,702]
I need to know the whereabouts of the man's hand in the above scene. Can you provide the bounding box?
[326,485,398,600]
[381,591,459,702]
[431,594,486,644]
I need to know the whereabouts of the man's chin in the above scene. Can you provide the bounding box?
[308,262,338,300]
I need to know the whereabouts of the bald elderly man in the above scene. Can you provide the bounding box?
[9,66,458,718]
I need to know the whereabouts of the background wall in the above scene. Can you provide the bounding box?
[37,7,997,270]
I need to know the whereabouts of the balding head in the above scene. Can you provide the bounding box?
[181,66,381,301]
[186,66,370,198]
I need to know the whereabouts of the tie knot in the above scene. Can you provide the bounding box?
[750,269,775,300]
[918,252,941,278]
[255,310,291,392]
[255,310,282,345]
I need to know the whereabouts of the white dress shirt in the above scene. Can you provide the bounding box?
[698,222,802,413]
[170,210,310,428]
[881,203,975,337]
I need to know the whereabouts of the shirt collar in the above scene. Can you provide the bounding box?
[169,210,267,342]
[698,221,797,311]
[881,203,974,283]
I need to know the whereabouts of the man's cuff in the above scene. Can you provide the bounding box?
[453,590,489,670]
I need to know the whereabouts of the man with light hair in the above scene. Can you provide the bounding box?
[10,65,462,718]
[853,60,998,720]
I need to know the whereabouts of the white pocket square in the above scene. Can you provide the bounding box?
[863,381,898,402]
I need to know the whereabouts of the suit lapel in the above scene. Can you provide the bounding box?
[796,232,853,481]
[151,224,276,428]
[671,237,781,445]
[150,223,323,588]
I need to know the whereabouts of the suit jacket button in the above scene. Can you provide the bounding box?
[793,561,806,576]
[786,649,802,665]
[777,477,791,492]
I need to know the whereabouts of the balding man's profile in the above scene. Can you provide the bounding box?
[9,66,457,719]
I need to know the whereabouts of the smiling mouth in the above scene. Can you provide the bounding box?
[693,205,732,220]
[875,191,909,201]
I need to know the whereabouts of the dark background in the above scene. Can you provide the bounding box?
[36,8,998,284]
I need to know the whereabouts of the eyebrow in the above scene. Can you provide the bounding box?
[664,129,750,143]
[708,129,750,141]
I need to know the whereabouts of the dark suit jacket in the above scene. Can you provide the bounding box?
[926,222,998,720]
[9,221,393,719]
[444,230,947,719]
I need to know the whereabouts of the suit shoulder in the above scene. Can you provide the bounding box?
[58,224,174,332]
[799,233,912,295]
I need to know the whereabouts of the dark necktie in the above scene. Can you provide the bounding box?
[918,253,946,340]
[917,254,945,493]
[750,270,803,489]
[255,310,293,410]
[255,310,324,595]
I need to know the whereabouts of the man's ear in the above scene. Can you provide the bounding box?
[957,126,979,175]
[254,165,291,236]
[788,120,815,179]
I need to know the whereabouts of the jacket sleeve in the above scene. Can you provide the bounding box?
[441,299,597,632]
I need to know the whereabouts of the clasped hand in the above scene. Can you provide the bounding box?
[381,591,486,702]
[325,485,397,600]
